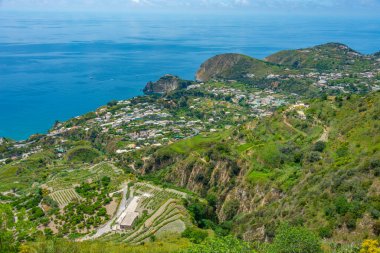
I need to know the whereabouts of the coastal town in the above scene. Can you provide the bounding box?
[1,64,379,163]
[43,83,291,156]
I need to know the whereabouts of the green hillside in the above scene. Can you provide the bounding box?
[196,53,287,82]
[265,43,376,72]
[141,91,380,248]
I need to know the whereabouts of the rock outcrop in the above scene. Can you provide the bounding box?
[143,74,193,94]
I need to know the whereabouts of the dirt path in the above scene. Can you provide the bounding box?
[282,106,330,142]
[282,113,307,137]
[313,117,330,143]
[317,126,330,142]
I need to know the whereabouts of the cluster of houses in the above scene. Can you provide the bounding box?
[207,87,288,117]
[263,69,380,93]
[76,86,290,155]
[0,139,43,162]
[288,103,310,120]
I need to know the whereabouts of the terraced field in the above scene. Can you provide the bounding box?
[98,183,190,244]
[45,162,124,191]
[49,188,82,207]
[134,183,186,211]
[124,200,188,244]
[101,199,189,244]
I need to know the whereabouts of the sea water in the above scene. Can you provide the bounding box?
[1,11,380,140]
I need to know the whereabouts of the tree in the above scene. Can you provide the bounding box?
[107,100,118,107]
[101,176,111,187]
[269,224,322,253]
[97,208,107,217]
[313,141,326,152]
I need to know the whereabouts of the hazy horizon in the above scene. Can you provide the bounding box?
[1,0,380,15]
[1,0,380,140]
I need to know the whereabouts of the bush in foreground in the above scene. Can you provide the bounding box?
[183,235,253,253]
[360,239,380,253]
[268,224,322,253]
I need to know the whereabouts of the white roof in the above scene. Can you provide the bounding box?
[126,197,139,212]
[121,212,139,226]
[116,196,140,226]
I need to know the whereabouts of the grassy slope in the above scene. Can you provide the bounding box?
[25,237,191,253]
[143,91,380,243]
[234,91,380,242]
[265,43,375,72]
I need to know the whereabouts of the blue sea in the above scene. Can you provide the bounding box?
[1,11,380,140]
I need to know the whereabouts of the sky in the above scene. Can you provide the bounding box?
[0,0,380,14]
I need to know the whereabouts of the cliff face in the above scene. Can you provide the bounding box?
[142,146,285,241]
[195,53,284,82]
[143,74,192,94]
[140,91,380,242]
[196,54,248,82]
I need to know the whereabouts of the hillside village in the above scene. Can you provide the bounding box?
[2,65,380,163]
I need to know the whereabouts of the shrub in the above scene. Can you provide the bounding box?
[269,224,322,253]
[183,235,252,253]
[306,151,321,163]
[373,221,380,236]
[313,141,326,152]
[318,226,333,238]
[182,227,208,244]
[335,196,350,215]
[359,239,380,253]
[222,199,240,221]
[185,198,216,227]
[258,143,282,168]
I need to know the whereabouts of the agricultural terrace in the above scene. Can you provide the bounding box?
[101,187,190,245]
[44,162,124,191]
[133,182,187,212]
[49,188,82,207]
